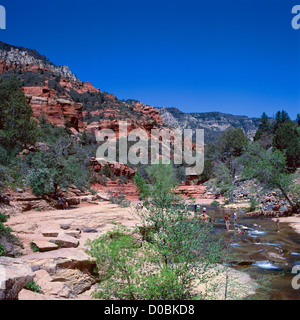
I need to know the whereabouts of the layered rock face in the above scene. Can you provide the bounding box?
[0,41,163,135]
[23,85,84,131]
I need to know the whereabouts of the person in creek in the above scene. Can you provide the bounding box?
[224,213,230,231]
[209,210,216,223]
[233,212,237,224]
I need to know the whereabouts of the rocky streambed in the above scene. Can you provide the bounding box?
[0,200,299,300]
[208,207,300,300]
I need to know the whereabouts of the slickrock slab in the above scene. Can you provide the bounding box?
[50,235,79,248]
[21,248,94,274]
[64,230,81,238]
[18,289,63,300]
[34,269,75,298]
[42,231,59,238]
[0,257,35,300]
[32,240,59,252]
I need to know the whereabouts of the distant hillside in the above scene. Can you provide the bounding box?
[158,107,260,143]
[0,41,260,141]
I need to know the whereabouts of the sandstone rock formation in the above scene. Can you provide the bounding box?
[0,257,35,300]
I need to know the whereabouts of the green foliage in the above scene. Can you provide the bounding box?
[254,112,273,142]
[0,77,38,151]
[249,198,260,212]
[110,194,130,207]
[242,142,298,212]
[134,171,151,200]
[198,159,214,183]
[27,137,90,197]
[0,214,22,256]
[274,110,291,131]
[0,213,8,223]
[0,243,6,256]
[272,121,300,171]
[25,280,40,293]
[217,127,248,160]
[145,163,179,201]
[30,242,40,252]
[86,226,157,300]
[214,162,234,202]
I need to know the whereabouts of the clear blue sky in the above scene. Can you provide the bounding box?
[0,0,300,119]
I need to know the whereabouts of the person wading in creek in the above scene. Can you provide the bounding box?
[233,212,237,224]
[224,213,230,231]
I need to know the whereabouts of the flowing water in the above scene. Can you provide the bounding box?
[198,206,300,300]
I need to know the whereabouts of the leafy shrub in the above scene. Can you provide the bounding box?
[0,243,6,256]
[249,198,259,212]
[211,200,220,207]
[30,242,40,252]
[25,280,40,293]
[0,213,8,223]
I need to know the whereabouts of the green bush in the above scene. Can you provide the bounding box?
[87,164,226,300]
[25,280,40,293]
[0,243,6,256]
[0,212,8,223]
[211,200,220,207]
[30,242,40,252]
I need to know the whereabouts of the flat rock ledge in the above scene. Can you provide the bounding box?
[0,257,35,300]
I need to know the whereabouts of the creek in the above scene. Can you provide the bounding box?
[201,206,300,300]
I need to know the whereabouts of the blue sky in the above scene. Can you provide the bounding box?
[0,0,300,119]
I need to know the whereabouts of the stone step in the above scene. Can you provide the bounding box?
[31,240,59,252]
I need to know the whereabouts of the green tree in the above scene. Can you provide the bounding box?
[242,142,299,213]
[214,162,234,202]
[133,171,150,200]
[0,77,38,151]
[28,137,89,197]
[296,113,300,126]
[87,164,227,300]
[274,110,291,132]
[253,112,273,142]
[272,121,300,171]
[218,127,248,160]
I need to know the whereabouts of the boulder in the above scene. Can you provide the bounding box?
[81,227,98,233]
[96,193,110,201]
[34,269,75,299]
[51,269,95,295]
[42,231,59,238]
[50,235,79,248]
[0,257,35,300]
[31,240,59,252]
[64,230,81,239]
[20,248,94,274]
[60,224,71,230]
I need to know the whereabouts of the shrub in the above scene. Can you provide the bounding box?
[211,200,220,207]
[30,242,40,252]
[0,212,8,223]
[87,164,226,300]
[25,280,40,293]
